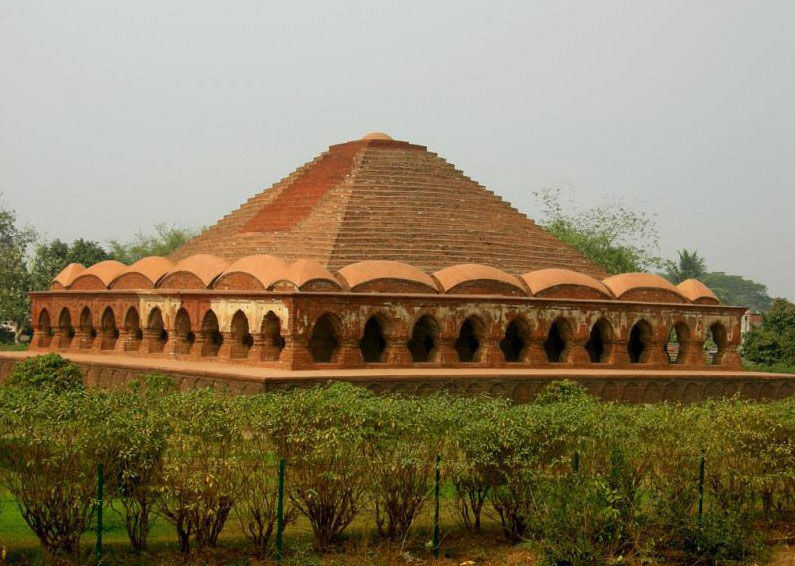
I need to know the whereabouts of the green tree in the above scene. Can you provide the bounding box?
[664,249,707,284]
[29,238,110,291]
[533,188,661,274]
[702,272,772,312]
[109,223,198,264]
[741,298,795,369]
[0,199,35,341]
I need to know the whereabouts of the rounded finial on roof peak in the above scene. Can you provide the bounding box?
[361,132,393,140]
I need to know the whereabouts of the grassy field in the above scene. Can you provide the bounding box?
[0,343,27,352]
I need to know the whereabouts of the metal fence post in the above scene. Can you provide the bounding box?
[433,454,440,559]
[96,463,104,564]
[276,459,285,566]
[698,449,706,524]
[573,450,580,476]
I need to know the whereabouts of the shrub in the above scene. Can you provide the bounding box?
[369,396,441,541]
[232,396,297,557]
[6,353,83,393]
[156,389,242,554]
[98,374,173,552]
[263,383,378,550]
[0,387,102,557]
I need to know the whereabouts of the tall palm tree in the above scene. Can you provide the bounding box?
[664,249,707,284]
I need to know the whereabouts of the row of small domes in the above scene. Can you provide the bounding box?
[49,255,719,304]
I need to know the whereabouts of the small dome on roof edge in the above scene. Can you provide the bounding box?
[361,132,393,140]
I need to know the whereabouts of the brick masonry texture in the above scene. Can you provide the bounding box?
[21,132,787,400]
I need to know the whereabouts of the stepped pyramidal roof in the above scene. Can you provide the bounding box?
[171,133,605,278]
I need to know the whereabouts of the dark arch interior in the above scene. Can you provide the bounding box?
[586,321,610,363]
[100,308,119,350]
[544,320,568,363]
[230,311,252,359]
[57,309,75,347]
[201,311,222,357]
[628,321,651,363]
[261,312,285,361]
[79,308,96,348]
[359,317,387,363]
[309,314,340,363]
[124,308,143,351]
[500,319,528,362]
[408,316,439,363]
[705,323,727,365]
[173,309,194,355]
[147,308,168,354]
[455,318,482,363]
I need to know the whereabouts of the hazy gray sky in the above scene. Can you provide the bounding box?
[1,1,793,299]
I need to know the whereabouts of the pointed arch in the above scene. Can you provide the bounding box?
[100,307,119,350]
[124,307,142,352]
[628,320,652,364]
[309,313,341,363]
[172,308,194,355]
[260,311,285,361]
[230,310,252,359]
[544,318,571,363]
[455,315,485,363]
[146,307,168,353]
[500,317,530,362]
[36,309,53,348]
[57,307,74,349]
[201,310,222,358]
[586,319,613,363]
[408,315,440,363]
[665,321,691,364]
[705,322,727,365]
[78,306,96,349]
[359,316,387,363]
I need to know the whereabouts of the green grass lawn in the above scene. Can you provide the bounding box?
[0,343,27,352]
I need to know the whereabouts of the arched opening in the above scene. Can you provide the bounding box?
[309,313,340,363]
[704,322,727,365]
[500,318,530,362]
[230,310,252,360]
[201,310,222,358]
[78,307,96,349]
[628,320,652,364]
[36,309,53,348]
[408,315,439,363]
[173,308,194,355]
[57,308,74,348]
[124,307,143,352]
[586,319,612,363]
[100,307,119,350]
[455,317,484,363]
[665,322,690,364]
[544,319,570,363]
[260,312,285,361]
[359,316,387,363]
[146,308,168,353]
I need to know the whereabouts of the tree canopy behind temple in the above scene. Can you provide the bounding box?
[703,271,772,313]
[664,249,707,284]
[108,223,198,265]
[533,188,661,275]
[0,199,35,339]
[741,298,795,370]
[29,238,110,291]
[661,248,772,312]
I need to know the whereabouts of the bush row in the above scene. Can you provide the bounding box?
[0,354,794,565]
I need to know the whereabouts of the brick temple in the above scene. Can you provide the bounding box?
[7,133,793,401]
